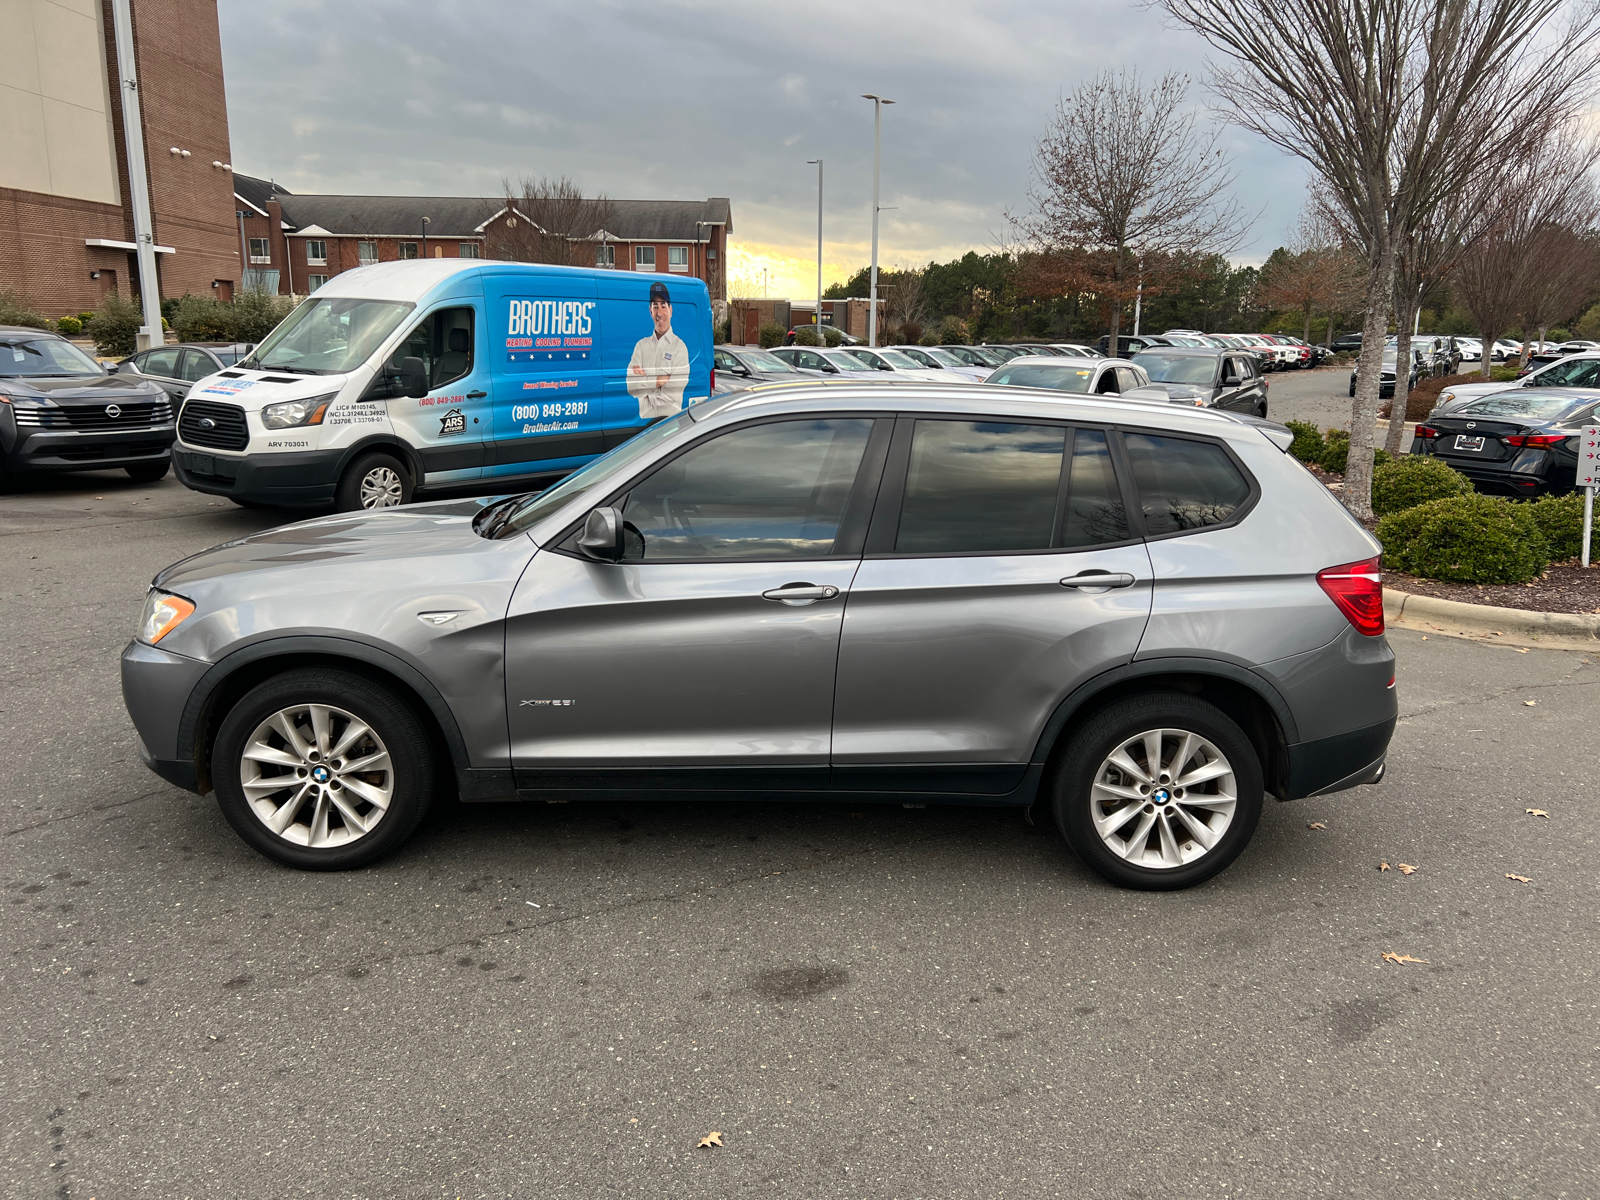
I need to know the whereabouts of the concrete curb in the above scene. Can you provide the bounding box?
[1385,587,1600,649]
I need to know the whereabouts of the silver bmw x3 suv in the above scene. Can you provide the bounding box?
[121,383,1395,889]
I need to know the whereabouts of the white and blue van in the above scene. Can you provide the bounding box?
[171,260,713,510]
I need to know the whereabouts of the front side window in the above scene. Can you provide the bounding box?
[142,347,182,378]
[386,306,475,389]
[459,242,480,259]
[1122,432,1251,535]
[398,242,418,260]
[635,246,656,269]
[619,418,874,561]
[896,421,1067,555]
[668,246,688,269]
[306,240,327,264]
[179,349,216,382]
[0,337,102,377]
[246,296,414,374]
[248,238,271,263]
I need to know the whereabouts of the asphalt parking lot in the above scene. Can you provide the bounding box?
[3,459,1597,1200]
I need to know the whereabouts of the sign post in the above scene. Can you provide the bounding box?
[1578,425,1600,567]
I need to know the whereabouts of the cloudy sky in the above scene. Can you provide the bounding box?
[219,0,1312,300]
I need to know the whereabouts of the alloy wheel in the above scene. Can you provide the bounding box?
[1089,727,1237,869]
[359,466,404,508]
[238,703,393,848]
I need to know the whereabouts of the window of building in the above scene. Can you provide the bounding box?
[895,421,1067,555]
[619,419,874,561]
[667,246,689,272]
[357,240,378,264]
[305,240,326,264]
[635,245,656,270]
[459,243,480,259]
[595,243,615,268]
[248,238,271,263]
[1121,433,1251,535]
[398,242,418,260]
[307,275,329,291]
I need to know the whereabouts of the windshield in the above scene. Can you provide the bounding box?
[1459,392,1588,420]
[488,410,695,540]
[0,336,103,377]
[895,347,937,367]
[875,349,923,369]
[923,348,965,367]
[989,363,1096,392]
[738,349,796,372]
[245,296,414,374]
[1534,358,1600,387]
[829,352,876,372]
[1132,353,1218,385]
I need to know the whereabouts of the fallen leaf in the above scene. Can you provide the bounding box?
[697,1132,724,1149]
[1505,873,1532,883]
[1515,648,1529,654]
[1523,700,1538,707]
[1308,821,1326,830]
[1381,952,1429,965]
[1397,863,1418,875]
[1526,808,1550,818]
[1379,861,1391,872]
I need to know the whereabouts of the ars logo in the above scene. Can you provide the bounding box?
[438,408,467,437]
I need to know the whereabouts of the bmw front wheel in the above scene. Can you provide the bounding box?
[1052,692,1263,890]
[212,668,436,869]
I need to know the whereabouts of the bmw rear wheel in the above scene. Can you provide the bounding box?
[212,668,436,869]
[1052,692,1263,890]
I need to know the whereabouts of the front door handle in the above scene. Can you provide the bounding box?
[762,583,841,605]
[1059,572,1136,590]
[465,390,488,398]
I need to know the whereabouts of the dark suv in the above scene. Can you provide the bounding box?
[0,326,174,484]
[1130,347,1270,416]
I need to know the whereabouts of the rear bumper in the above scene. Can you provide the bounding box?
[1285,717,1396,799]
[173,444,341,506]
[1409,446,1566,495]
[3,425,173,472]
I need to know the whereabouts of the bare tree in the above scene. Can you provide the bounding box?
[483,175,616,266]
[1258,207,1365,343]
[726,271,762,345]
[1015,69,1250,356]
[1158,0,1600,518]
[1522,221,1600,356]
[881,265,929,340]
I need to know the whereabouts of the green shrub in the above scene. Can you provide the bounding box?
[0,289,50,330]
[1371,455,1472,516]
[76,311,94,325]
[899,321,923,345]
[229,289,293,344]
[821,327,844,347]
[171,294,234,342]
[1377,493,1548,583]
[1525,492,1600,561]
[84,292,143,357]
[792,326,820,346]
[938,316,971,345]
[757,322,785,349]
[918,329,940,346]
[1284,419,1323,463]
[54,315,82,336]
[1316,429,1391,474]
[714,320,729,345]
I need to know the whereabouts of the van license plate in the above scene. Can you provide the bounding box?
[190,453,214,474]
[1453,435,1485,452]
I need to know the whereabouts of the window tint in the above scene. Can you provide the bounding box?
[620,418,873,561]
[896,421,1066,554]
[387,307,474,390]
[179,349,215,382]
[1115,366,1144,392]
[1122,433,1251,534]
[1094,368,1120,394]
[143,347,181,378]
[1059,429,1130,548]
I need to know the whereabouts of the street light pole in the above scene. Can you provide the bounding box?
[421,215,430,261]
[111,0,164,347]
[861,94,894,347]
[807,159,823,341]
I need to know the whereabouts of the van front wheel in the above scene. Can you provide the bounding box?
[337,451,412,511]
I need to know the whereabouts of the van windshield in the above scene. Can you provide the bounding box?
[243,297,414,374]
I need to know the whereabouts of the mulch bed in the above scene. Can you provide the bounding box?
[1384,564,1600,614]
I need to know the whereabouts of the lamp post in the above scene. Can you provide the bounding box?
[807,159,823,341]
[861,94,894,347]
[695,220,711,287]
[112,0,164,347]
[421,215,430,261]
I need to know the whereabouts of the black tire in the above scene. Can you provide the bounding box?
[211,667,437,870]
[1256,400,1269,419]
[335,451,412,512]
[125,461,169,483]
[1050,691,1263,890]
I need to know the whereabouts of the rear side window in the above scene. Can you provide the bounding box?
[897,421,1065,554]
[1122,433,1251,534]
[1059,430,1130,547]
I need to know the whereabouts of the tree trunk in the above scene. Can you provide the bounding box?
[1302,302,1313,344]
[1104,245,1125,358]
[1385,301,1417,456]
[1479,325,1500,380]
[1346,241,1399,521]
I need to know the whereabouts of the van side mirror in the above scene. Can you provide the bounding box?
[400,355,428,399]
[576,507,624,562]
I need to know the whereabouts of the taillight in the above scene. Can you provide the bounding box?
[709,367,715,392]
[1318,557,1384,636]
[1413,425,1440,439]
[1503,433,1567,448]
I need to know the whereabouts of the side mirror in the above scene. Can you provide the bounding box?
[400,355,428,399]
[1222,371,1240,387]
[576,506,624,562]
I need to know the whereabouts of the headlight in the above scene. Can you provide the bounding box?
[139,589,195,645]
[1439,391,1455,404]
[261,392,336,430]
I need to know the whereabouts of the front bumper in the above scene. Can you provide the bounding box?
[173,444,343,506]
[122,639,212,793]
[4,424,173,472]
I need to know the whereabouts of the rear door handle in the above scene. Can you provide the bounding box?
[762,584,841,604]
[1059,572,1136,589]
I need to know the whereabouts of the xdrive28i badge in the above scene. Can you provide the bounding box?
[438,408,467,437]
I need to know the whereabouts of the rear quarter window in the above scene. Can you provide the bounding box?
[1121,432,1253,535]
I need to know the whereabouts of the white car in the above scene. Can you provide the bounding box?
[1455,337,1483,362]
[888,345,990,382]
[1430,350,1600,414]
[837,346,961,383]
[1047,344,1099,357]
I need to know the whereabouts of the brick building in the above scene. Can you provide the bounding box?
[233,175,732,304]
[0,0,241,316]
